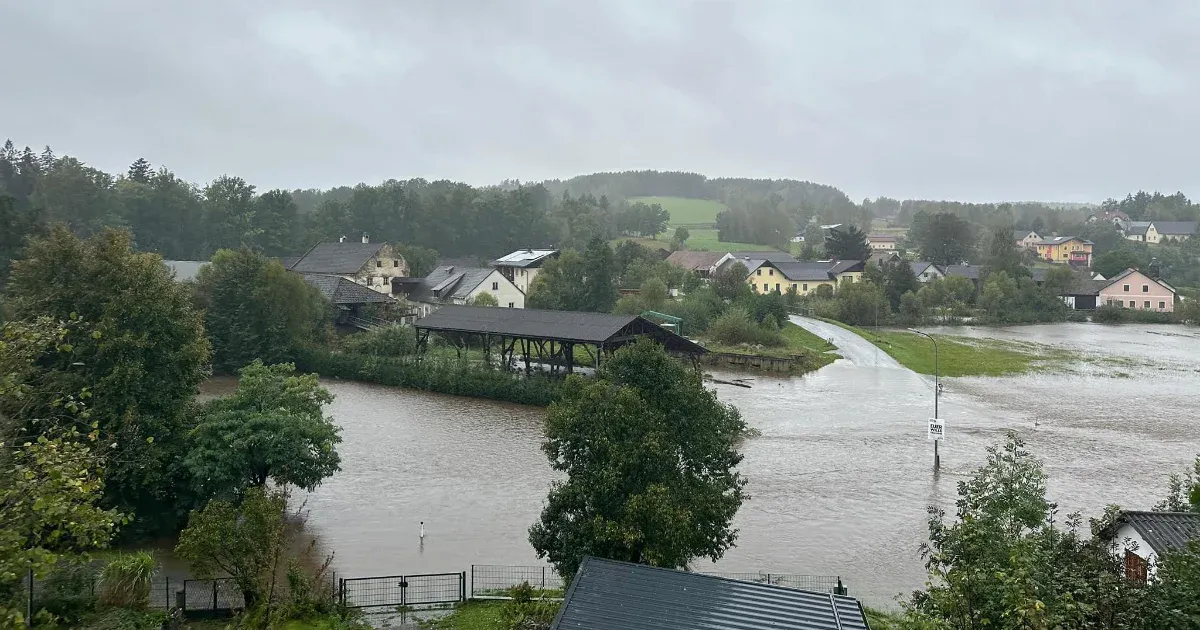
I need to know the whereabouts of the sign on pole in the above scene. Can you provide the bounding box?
[928,418,945,441]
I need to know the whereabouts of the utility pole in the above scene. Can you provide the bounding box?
[908,329,940,470]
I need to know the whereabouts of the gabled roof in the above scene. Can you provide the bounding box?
[727,250,796,263]
[725,258,769,276]
[1013,229,1038,240]
[867,234,897,242]
[493,248,559,268]
[829,259,865,274]
[550,557,869,630]
[301,274,395,305]
[1125,221,1153,236]
[944,264,982,280]
[665,251,727,271]
[771,261,840,281]
[1112,511,1200,555]
[1101,268,1177,294]
[288,241,387,274]
[910,261,941,276]
[162,260,208,282]
[1035,236,1093,246]
[1153,221,1199,236]
[409,266,497,303]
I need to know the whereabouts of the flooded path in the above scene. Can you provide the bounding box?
[296,320,1200,608]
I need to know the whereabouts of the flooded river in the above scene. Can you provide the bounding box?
[295,320,1200,608]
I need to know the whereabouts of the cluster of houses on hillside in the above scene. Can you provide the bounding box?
[1088,210,1199,243]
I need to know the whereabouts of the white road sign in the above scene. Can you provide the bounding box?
[928,418,945,441]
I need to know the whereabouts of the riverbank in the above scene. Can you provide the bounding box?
[823,320,1077,376]
[699,322,840,373]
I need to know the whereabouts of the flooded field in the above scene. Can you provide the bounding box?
[287,319,1200,607]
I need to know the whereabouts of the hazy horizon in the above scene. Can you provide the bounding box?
[3,1,1197,204]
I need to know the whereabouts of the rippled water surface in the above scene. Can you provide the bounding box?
[295,319,1200,607]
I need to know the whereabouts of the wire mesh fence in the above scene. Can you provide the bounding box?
[339,572,465,609]
[703,572,845,594]
[469,565,564,599]
[182,578,245,615]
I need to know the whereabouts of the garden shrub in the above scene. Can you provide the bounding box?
[97,552,155,610]
[707,308,785,347]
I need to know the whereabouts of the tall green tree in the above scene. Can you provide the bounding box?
[126,158,152,184]
[526,250,590,311]
[6,226,210,536]
[823,225,871,260]
[711,261,752,302]
[193,249,330,372]
[248,189,300,256]
[529,339,747,581]
[202,175,256,252]
[910,211,975,267]
[881,258,920,312]
[582,237,618,312]
[1093,249,1146,279]
[185,361,340,500]
[981,225,1027,280]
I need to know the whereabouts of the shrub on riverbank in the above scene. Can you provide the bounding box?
[293,347,562,406]
[707,307,784,347]
[1093,304,1178,324]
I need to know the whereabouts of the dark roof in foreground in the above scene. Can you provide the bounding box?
[415,305,706,354]
[288,241,386,274]
[302,274,395,305]
[1113,511,1200,555]
[551,557,869,630]
[944,264,981,280]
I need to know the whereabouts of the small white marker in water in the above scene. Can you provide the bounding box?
[420,521,426,540]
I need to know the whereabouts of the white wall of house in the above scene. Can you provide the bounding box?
[463,270,525,308]
[505,267,542,293]
[916,266,945,282]
[1114,523,1159,579]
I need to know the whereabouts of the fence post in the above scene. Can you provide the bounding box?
[470,565,474,601]
[460,572,466,602]
[338,578,344,607]
[165,577,169,610]
[836,577,846,596]
[542,566,546,592]
[212,581,218,612]
[26,568,33,624]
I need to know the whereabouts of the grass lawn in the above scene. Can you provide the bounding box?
[684,228,777,252]
[421,600,506,629]
[629,196,726,226]
[825,321,1075,376]
[701,322,840,372]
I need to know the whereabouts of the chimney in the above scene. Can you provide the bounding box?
[446,266,455,274]
[338,235,346,243]
[362,233,369,244]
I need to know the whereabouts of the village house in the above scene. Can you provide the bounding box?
[910,261,945,283]
[286,235,409,297]
[404,265,525,317]
[1013,229,1041,249]
[302,274,398,326]
[746,259,864,295]
[1105,510,1200,581]
[1122,220,1197,243]
[1089,209,1130,225]
[492,248,559,293]
[664,251,732,278]
[1033,236,1093,267]
[867,250,901,267]
[1097,268,1176,312]
[867,234,898,251]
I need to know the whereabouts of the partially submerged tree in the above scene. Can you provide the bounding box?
[185,361,341,500]
[529,339,747,581]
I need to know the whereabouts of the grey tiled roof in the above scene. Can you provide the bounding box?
[772,262,839,281]
[551,557,869,630]
[302,274,395,305]
[1125,222,1152,236]
[1116,511,1200,555]
[409,266,495,303]
[288,242,385,274]
[945,264,982,280]
[910,261,939,276]
[829,259,865,274]
[727,250,796,263]
[1153,221,1198,236]
[665,251,727,271]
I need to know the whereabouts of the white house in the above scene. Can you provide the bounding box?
[492,249,559,293]
[407,265,525,317]
[286,235,409,297]
[909,261,945,283]
[1106,510,1200,581]
[1013,229,1041,249]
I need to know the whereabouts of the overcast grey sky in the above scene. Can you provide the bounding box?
[1,1,1196,202]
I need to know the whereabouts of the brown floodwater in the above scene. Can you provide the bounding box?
[231,320,1199,609]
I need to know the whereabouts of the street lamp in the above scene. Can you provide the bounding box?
[907,328,940,470]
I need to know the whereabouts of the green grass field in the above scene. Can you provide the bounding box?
[825,321,1075,376]
[629,196,727,226]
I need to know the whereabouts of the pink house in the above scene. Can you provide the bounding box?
[1098,269,1176,312]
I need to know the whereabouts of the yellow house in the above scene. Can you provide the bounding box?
[745,260,865,295]
[1033,236,1093,267]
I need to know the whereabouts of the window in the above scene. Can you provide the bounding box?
[508,302,515,308]
[521,269,526,276]
[1142,285,1149,292]
[769,268,774,276]
[375,260,382,267]
[492,282,499,290]
[1144,300,1151,308]
[756,269,762,276]
[1125,550,1148,583]
[803,283,808,291]
[1117,300,1124,307]
[1123,284,1130,292]
[775,283,780,292]
[393,260,399,267]
[1159,301,1166,309]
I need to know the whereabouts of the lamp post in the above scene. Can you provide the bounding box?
[907,328,940,470]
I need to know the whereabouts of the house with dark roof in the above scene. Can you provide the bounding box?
[726,250,796,263]
[1013,229,1041,249]
[944,264,983,284]
[492,248,560,294]
[1106,510,1200,581]
[405,265,524,317]
[747,260,865,295]
[286,235,409,297]
[1121,220,1197,244]
[665,251,732,277]
[302,274,397,324]
[550,557,870,630]
[909,261,944,283]
[1097,268,1177,313]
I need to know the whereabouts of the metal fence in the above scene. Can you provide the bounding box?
[470,565,564,599]
[339,572,465,609]
[182,578,245,617]
[703,572,846,594]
